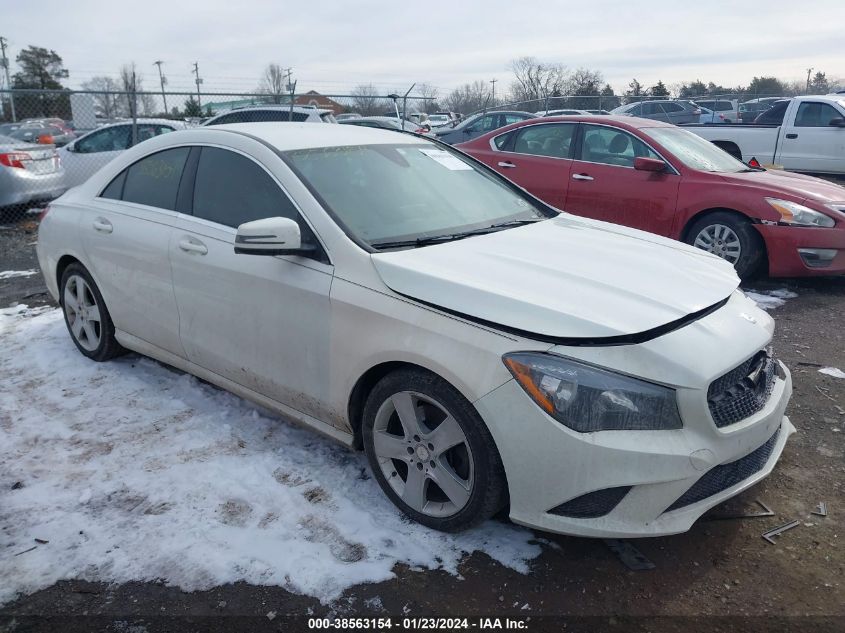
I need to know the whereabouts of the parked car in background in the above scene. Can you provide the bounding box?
[203,105,337,125]
[697,107,728,124]
[611,100,701,125]
[457,115,845,278]
[693,99,739,123]
[738,98,782,124]
[9,125,76,147]
[427,112,458,127]
[58,119,188,188]
[585,109,612,115]
[37,123,793,538]
[536,109,589,116]
[687,95,845,174]
[335,113,362,121]
[0,134,65,214]
[432,110,536,144]
[752,99,790,125]
[339,116,431,135]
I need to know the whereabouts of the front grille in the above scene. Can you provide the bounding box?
[708,350,777,428]
[548,486,631,519]
[664,427,781,512]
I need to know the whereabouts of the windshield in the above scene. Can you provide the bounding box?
[284,143,549,247]
[644,127,749,172]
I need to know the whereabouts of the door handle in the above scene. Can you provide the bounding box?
[92,218,113,233]
[497,161,516,168]
[178,238,208,255]
[572,173,594,181]
[785,133,798,139]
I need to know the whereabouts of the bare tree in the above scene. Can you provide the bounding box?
[350,83,386,116]
[414,83,440,113]
[443,81,492,116]
[508,56,569,109]
[80,76,121,119]
[259,63,287,104]
[119,63,141,118]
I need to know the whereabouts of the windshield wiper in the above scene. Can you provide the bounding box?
[371,218,545,250]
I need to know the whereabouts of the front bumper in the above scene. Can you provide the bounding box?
[755,224,845,277]
[474,291,794,538]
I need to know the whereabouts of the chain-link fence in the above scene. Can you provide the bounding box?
[0,88,434,223]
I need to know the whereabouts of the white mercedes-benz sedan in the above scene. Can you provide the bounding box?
[36,123,794,537]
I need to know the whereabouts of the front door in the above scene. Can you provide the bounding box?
[169,145,335,422]
[778,100,845,173]
[565,124,680,235]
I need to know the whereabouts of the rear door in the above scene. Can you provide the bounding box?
[778,100,845,173]
[79,146,189,356]
[564,124,681,234]
[477,122,576,209]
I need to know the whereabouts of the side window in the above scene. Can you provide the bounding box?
[291,112,309,122]
[579,126,660,167]
[642,103,662,116]
[795,102,842,127]
[193,147,300,228]
[122,147,190,210]
[134,124,174,145]
[207,112,245,126]
[99,170,127,200]
[511,123,576,158]
[503,114,527,126]
[627,103,642,116]
[76,126,131,153]
[661,103,684,113]
[493,131,513,149]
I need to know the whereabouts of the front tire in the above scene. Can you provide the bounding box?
[60,263,126,361]
[362,368,507,532]
[685,212,764,280]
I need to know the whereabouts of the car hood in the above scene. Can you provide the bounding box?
[371,215,739,340]
[719,169,845,204]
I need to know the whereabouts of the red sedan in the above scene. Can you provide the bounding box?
[457,116,845,278]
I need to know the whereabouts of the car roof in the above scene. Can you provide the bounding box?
[208,122,430,150]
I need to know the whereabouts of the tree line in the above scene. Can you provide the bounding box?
[3,44,841,123]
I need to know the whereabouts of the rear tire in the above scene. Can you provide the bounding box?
[60,263,126,362]
[362,368,507,532]
[685,212,764,280]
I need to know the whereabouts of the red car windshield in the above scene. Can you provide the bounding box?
[644,127,749,173]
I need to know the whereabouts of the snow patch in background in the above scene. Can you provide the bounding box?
[0,270,38,280]
[0,309,542,606]
[819,367,845,379]
[744,288,798,310]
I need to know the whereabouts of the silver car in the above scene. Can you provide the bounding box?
[0,134,65,213]
[611,100,701,125]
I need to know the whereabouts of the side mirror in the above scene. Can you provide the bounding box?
[234,217,310,257]
[829,117,845,127]
[65,142,75,152]
[633,157,667,172]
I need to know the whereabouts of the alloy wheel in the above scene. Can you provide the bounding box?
[63,274,102,352]
[372,391,475,518]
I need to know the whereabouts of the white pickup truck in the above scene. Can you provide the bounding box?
[686,95,845,175]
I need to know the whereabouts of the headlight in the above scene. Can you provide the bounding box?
[765,198,835,227]
[503,352,682,432]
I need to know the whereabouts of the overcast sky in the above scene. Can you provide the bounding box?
[2,0,843,97]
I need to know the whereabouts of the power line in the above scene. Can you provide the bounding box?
[0,36,16,121]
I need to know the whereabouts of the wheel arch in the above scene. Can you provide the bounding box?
[55,254,83,299]
[682,207,770,275]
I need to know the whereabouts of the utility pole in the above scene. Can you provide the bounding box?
[153,60,168,115]
[284,67,296,120]
[0,36,16,122]
[490,78,497,106]
[192,62,203,110]
[806,68,813,93]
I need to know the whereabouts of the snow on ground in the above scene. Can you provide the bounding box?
[0,270,38,280]
[744,288,798,310]
[0,308,542,606]
[819,367,845,379]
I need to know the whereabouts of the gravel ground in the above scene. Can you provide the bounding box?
[1,219,843,633]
